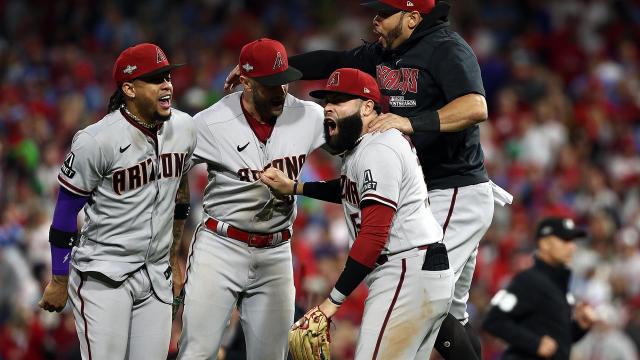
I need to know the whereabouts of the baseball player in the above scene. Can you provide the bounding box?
[226,1,513,358]
[177,38,326,359]
[38,43,196,359]
[261,68,454,359]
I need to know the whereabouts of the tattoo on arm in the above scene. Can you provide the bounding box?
[171,176,190,267]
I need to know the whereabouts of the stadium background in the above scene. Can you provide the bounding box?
[1,0,640,358]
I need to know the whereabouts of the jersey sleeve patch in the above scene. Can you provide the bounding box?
[490,289,518,313]
[362,169,377,191]
[60,152,77,178]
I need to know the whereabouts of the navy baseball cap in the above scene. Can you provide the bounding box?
[535,217,587,241]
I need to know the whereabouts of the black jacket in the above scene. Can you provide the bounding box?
[289,2,488,190]
[482,258,588,360]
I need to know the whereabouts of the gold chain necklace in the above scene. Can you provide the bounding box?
[122,106,155,129]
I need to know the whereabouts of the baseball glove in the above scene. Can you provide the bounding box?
[289,306,331,360]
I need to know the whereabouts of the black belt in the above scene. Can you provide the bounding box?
[375,244,430,266]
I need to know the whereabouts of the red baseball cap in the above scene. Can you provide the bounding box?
[361,0,435,14]
[239,38,302,86]
[113,43,184,85]
[309,68,381,105]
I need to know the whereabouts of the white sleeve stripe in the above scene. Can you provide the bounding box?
[57,175,91,196]
[361,193,397,210]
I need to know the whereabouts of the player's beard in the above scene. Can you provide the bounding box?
[252,89,285,124]
[324,111,363,153]
[381,17,404,50]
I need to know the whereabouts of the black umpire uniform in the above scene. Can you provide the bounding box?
[482,218,590,360]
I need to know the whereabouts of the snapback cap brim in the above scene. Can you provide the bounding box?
[361,1,401,12]
[135,63,185,81]
[559,228,587,241]
[251,66,303,86]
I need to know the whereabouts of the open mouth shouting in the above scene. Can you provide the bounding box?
[159,94,172,110]
[325,118,337,136]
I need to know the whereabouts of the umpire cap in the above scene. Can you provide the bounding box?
[536,217,587,241]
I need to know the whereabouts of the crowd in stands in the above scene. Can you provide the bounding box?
[1,0,639,359]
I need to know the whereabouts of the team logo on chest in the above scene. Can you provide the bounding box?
[237,154,307,182]
[376,65,419,95]
[112,152,186,195]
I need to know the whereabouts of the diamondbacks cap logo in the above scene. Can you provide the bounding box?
[242,62,254,72]
[156,47,167,63]
[273,51,284,70]
[407,1,414,6]
[123,65,137,75]
[327,71,340,87]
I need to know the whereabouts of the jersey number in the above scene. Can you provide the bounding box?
[349,213,361,236]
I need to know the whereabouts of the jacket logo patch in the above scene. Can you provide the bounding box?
[362,169,377,191]
[61,152,76,178]
[376,65,419,95]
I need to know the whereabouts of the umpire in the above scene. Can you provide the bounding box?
[482,217,598,360]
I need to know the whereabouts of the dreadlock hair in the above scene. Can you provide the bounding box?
[107,88,125,113]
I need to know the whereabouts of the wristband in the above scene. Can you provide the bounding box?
[293,180,299,195]
[49,227,78,249]
[174,203,190,220]
[409,111,440,132]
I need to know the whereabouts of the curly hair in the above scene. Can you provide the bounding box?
[107,88,125,113]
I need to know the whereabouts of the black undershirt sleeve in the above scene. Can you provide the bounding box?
[332,256,372,301]
[302,179,342,204]
[289,43,380,80]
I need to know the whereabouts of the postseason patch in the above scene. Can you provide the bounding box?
[362,169,377,191]
[60,152,76,178]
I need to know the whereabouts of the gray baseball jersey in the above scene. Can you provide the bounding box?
[179,92,325,359]
[339,129,453,359]
[190,91,325,231]
[340,129,443,252]
[59,107,196,303]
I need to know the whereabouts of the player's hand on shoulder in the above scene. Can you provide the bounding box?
[537,335,558,358]
[259,168,294,196]
[38,275,69,313]
[224,65,241,92]
[368,112,414,135]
